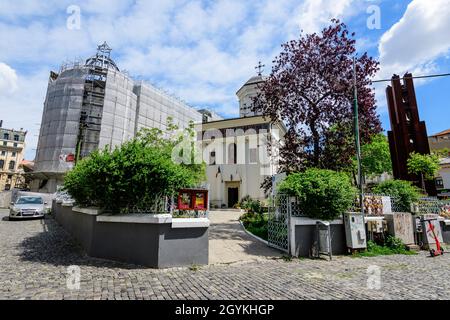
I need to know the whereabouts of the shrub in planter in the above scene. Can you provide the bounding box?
[277,168,356,220]
[240,211,268,240]
[238,195,263,214]
[63,124,205,213]
[371,179,421,212]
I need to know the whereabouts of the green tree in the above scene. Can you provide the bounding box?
[407,152,440,191]
[277,168,356,220]
[432,148,450,158]
[361,134,392,177]
[63,121,205,213]
[372,180,421,212]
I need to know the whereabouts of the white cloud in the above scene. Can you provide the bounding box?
[293,0,359,34]
[378,0,450,78]
[375,0,450,112]
[0,0,367,159]
[0,62,18,95]
[0,69,48,160]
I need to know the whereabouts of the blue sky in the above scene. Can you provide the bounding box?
[0,0,449,160]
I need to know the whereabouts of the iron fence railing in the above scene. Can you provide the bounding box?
[57,189,209,218]
[414,198,450,218]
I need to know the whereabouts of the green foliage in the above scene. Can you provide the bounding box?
[407,152,440,181]
[239,195,263,214]
[372,179,421,212]
[361,134,392,176]
[384,235,405,251]
[277,168,357,220]
[353,237,415,257]
[240,212,268,240]
[63,121,205,213]
[432,148,450,158]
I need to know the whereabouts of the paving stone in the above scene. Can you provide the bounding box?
[1,209,450,300]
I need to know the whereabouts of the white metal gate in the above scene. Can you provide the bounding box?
[267,194,291,253]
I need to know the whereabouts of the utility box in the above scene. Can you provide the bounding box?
[384,212,415,245]
[313,221,332,260]
[343,212,367,249]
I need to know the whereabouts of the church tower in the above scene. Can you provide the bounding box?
[236,62,266,117]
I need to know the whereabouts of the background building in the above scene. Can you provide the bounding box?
[436,158,450,199]
[31,42,205,193]
[429,128,450,152]
[0,120,27,191]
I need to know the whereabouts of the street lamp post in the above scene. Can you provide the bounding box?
[353,57,364,215]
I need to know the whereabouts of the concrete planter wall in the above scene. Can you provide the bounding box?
[289,217,347,257]
[53,201,209,268]
[440,220,450,244]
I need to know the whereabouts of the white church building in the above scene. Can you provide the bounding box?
[199,74,286,208]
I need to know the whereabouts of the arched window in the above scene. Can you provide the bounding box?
[9,161,15,170]
[228,143,237,164]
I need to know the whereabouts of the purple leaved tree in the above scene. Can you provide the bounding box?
[253,19,382,176]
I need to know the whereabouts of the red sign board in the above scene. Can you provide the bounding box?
[177,189,208,211]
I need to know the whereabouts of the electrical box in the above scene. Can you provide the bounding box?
[367,219,387,234]
[343,212,367,249]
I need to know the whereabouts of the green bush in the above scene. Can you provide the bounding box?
[277,168,356,220]
[372,180,421,212]
[240,212,268,240]
[63,124,205,213]
[353,237,415,257]
[239,195,263,214]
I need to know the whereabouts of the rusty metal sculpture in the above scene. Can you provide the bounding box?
[386,73,437,196]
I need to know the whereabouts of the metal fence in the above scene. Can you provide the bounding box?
[267,194,291,252]
[267,193,408,253]
[415,198,450,217]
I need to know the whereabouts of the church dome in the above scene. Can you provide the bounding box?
[244,75,266,86]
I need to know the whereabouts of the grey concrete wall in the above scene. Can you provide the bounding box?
[441,222,450,244]
[158,225,209,268]
[54,203,96,252]
[92,221,160,267]
[53,201,209,268]
[293,224,347,257]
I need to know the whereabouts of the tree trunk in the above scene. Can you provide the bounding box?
[310,121,320,167]
[421,172,426,194]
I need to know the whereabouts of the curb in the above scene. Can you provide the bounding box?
[239,220,269,245]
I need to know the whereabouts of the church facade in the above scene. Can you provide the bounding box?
[199,74,285,208]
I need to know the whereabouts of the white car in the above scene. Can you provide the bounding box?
[9,196,47,220]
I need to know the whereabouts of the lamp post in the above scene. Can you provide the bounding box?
[353,57,364,215]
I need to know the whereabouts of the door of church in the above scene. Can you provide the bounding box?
[227,187,239,208]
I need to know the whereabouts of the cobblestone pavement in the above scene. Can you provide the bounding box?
[1,208,450,300]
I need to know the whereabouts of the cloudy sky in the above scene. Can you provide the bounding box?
[1,0,450,160]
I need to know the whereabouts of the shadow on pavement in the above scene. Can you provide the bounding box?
[17,216,147,269]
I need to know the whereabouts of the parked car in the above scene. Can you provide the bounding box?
[9,196,47,220]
